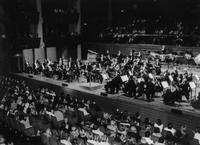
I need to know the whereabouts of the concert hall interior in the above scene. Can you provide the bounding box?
[1,0,200,145]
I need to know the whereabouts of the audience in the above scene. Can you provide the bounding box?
[96,19,200,46]
[0,74,199,145]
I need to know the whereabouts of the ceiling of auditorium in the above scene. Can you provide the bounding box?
[4,0,200,22]
[2,0,200,39]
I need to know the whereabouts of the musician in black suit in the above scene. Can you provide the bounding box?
[86,63,93,83]
[87,63,93,72]
[180,80,190,101]
[126,76,137,98]
[163,89,173,105]
[112,76,121,94]
[146,79,155,102]
[164,85,181,105]
[105,76,120,94]
[96,54,104,64]
[172,85,182,103]
[155,59,161,75]
[172,69,179,82]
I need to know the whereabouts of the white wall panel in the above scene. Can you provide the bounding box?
[47,47,57,61]
[23,49,33,65]
[34,48,45,62]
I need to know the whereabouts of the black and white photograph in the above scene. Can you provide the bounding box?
[0,0,200,145]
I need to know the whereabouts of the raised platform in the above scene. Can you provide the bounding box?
[80,82,103,91]
[12,73,200,133]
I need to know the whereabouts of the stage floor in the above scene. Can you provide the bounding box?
[14,72,200,117]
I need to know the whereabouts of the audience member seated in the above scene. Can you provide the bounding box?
[154,137,165,145]
[140,131,154,145]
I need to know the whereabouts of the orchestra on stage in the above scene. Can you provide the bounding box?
[24,49,198,104]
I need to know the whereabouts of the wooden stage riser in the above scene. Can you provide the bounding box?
[12,74,200,132]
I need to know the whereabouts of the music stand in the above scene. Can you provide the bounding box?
[193,75,199,100]
[189,81,196,101]
[161,81,169,89]
[120,75,129,82]
[168,75,173,82]
[102,74,109,80]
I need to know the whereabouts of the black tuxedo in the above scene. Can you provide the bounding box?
[127,79,136,98]
[146,81,155,101]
